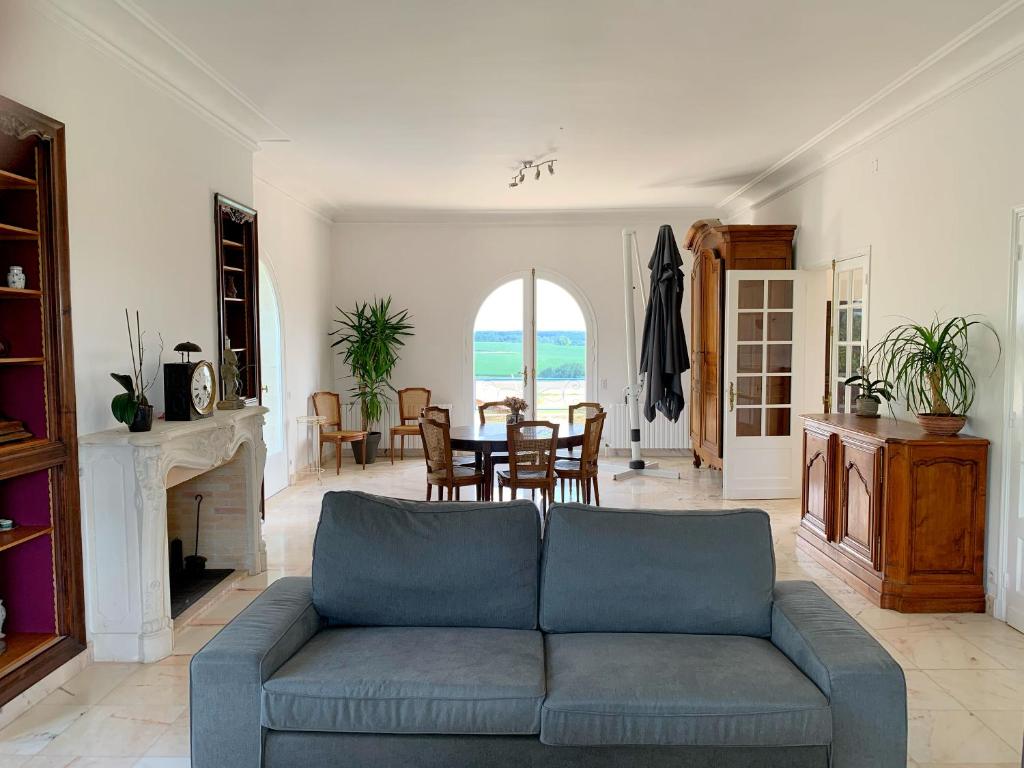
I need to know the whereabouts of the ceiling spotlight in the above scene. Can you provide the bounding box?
[506,158,558,189]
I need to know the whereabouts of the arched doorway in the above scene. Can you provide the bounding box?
[258,261,287,496]
[472,270,595,423]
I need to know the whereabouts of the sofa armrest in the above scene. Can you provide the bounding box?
[771,580,906,768]
[190,577,321,768]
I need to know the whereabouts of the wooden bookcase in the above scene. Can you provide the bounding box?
[214,194,261,404]
[0,95,86,705]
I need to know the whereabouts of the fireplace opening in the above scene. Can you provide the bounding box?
[166,447,252,620]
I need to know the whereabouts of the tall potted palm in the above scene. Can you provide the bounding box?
[871,315,999,436]
[330,297,413,463]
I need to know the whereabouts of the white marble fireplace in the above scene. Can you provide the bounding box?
[78,408,268,662]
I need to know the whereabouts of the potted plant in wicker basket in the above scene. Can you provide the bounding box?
[871,315,999,436]
[330,297,413,463]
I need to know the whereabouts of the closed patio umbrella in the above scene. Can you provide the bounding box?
[639,224,690,422]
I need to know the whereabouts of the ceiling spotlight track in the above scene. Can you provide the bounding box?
[509,159,557,188]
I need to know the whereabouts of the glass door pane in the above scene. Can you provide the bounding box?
[474,280,525,422]
[534,279,586,424]
[833,260,868,413]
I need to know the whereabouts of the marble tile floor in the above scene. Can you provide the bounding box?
[0,454,1022,767]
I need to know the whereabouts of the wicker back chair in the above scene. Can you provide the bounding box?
[390,387,431,464]
[568,401,604,424]
[555,411,606,505]
[421,405,450,424]
[419,417,484,501]
[311,391,368,474]
[496,421,559,518]
[562,401,604,458]
[478,401,511,425]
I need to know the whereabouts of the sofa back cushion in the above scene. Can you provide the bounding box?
[313,491,541,629]
[540,505,774,636]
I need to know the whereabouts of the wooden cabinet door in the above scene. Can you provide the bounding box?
[689,253,703,447]
[836,436,883,572]
[700,252,722,458]
[802,428,832,541]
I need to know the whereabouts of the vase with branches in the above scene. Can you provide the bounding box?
[110,309,163,432]
[330,297,413,462]
[870,314,999,435]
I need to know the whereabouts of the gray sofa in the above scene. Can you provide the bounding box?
[191,491,907,768]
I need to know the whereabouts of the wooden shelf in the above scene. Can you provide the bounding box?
[0,357,44,365]
[0,222,38,240]
[224,297,245,303]
[0,169,36,190]
[0,633,61,679]
[0,525,51,553]
[222,239,244,248]
[0,287,41,300]
[222,265,244,273]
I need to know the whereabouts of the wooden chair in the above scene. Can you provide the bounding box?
[390,387,431,464]
[419,417,485,501]
[497,421,559,518]
[555,411,606,505]
[311,391,367,475]
[477,401,512,495]
[560,401,604,459]
[477,401,511,424]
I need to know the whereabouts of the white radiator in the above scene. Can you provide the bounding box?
[605,403,690,450]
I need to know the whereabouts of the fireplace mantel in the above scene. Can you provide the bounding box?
[79,408,268,662]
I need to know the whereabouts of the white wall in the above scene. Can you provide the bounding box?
[0,0,254,436]
[254,177,333,480]
[331,214,714,431]
[740,56,1024,602]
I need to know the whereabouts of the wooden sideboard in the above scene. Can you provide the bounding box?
[798,414,988,613]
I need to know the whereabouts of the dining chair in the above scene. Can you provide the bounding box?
[555,411,606,505]
[477,401,511,424]
[476,401,512,493]
[560,401,604,459]
[419,417,485,501]
[311,391,368,475]
[390,387,431,464]
[496,421,559,519]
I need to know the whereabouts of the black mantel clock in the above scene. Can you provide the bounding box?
[164,341,216,421]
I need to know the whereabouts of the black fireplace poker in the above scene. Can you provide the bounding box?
[184,493,208,574]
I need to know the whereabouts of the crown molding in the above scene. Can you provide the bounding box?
[720,0,1024,217]
[330,205,720,227]
[253,175,333,224]
[37,0,288,152]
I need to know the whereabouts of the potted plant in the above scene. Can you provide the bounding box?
[871,315,999,436]
[110,309,163,432]
[842,366,894,418]
[330,297,413,463]
[502,396,528,423]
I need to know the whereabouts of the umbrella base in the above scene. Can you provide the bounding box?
[610,461,681,481]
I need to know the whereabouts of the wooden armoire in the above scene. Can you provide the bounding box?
[684,220,796,470]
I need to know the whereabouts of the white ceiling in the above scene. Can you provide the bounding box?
[128,0,1006,218]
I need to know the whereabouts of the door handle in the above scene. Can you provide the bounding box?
[728,381,735,412]
[522,366,528,387]
[261,385,270,394]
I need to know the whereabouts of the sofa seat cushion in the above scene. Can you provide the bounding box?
[262,627,545,735]
[541,633,832,747]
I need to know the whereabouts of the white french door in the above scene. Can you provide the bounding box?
[472,271,590,424]
[1005,209,1024,632]
[831,253,870,413]
[723,270,805,499]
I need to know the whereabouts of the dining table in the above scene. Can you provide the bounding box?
[449,422,586,499]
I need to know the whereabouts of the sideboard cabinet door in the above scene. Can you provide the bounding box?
[836,436,883,573]
[801,428,833,542]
